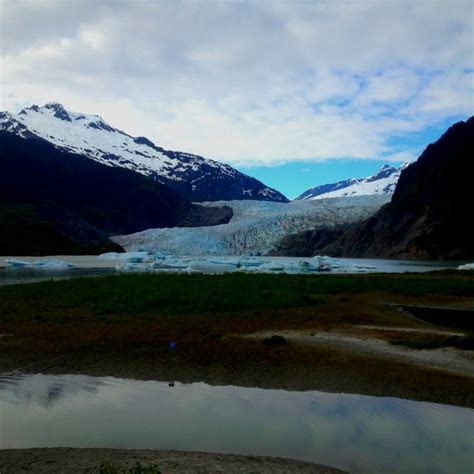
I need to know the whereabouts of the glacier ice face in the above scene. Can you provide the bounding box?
[112,195,389,257]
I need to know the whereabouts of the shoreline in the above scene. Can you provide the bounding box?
[0,448,347,473]
[0,272,473,408]
[2,329,473,408]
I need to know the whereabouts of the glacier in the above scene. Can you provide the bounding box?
[112,195,389,256]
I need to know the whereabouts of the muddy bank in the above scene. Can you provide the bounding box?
[2,330,473,408]
[0,448,346,473]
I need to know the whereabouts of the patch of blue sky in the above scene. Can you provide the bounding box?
[238,115,471,199]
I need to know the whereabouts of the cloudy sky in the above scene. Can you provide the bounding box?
[1,0,473,196]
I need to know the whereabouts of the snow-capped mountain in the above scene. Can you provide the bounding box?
[0,103,287,202]
[296,163,409,200]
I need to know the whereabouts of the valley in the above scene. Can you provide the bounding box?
[1,2,473,472]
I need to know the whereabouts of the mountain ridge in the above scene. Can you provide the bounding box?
[0,103,288,203]
[275,117,474,260]
[296,163,409,201]
[0,131,232,255]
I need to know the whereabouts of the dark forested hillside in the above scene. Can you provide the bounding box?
[0,133,231,255]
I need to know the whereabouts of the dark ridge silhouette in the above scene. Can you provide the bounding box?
[0,132,232,255]
[273,117,474,260]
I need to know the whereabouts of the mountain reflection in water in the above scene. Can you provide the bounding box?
[0,374,472,474]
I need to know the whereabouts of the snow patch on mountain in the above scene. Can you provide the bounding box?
[0,103,287,202]
[296,163,409,200]
[112,195,389,256]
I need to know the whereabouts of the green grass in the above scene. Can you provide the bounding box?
[0,272,473,320]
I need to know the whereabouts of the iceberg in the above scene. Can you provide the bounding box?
[5,258,74,269]
[33,259,75,269]
[5,258,33,267]
[298,260,323,272]
[207,258,242,267]
[188,260,234,273]
[312,255,339,271]
[116,262,149,272]
[258,261,286,272]
[240,258,264,267]
[97,251,149,263]
[151,258,189,270]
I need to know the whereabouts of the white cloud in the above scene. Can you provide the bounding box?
[0,0,472,165]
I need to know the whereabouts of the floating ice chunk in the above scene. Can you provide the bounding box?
[311,256,334,271]
[208,258,242,267]
[258,261,285,272]
[5,258,33,267]
[188,260,232,273]
[5,258,74,269]
[458,263,474,270]
[33,259,75,269]
[153,251,168,260]
[97,251,149,262]
[97,252,122,260]
[298,260,322,272]
[152,258,189,269]
[240,258,264,267]
[116,262,149,272]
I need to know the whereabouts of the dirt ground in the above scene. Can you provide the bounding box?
[1,290,473,407]
[0,448,347,473]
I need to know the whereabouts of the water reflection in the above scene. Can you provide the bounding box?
[0,374,472,474]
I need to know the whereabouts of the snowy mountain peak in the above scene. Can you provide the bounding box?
[295,162,410,201]
[18,103,115,130]
[1,103,287,203]
[365,163,408,183]
[44,101,65,110]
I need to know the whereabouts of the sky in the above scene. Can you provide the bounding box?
[1,0,473,197]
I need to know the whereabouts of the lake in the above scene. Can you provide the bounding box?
[0,255,466,286]
[0,374,472,473]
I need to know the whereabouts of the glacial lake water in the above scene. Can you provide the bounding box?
[0,374,473,474]
[0,255,466,286]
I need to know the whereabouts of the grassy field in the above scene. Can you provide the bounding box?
[1,271,474,317]
[1,271,473,407]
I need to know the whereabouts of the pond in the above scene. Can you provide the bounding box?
[0,374,473,473]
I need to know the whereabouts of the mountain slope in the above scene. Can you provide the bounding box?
[0,103,288,202]
[287,117,474,260]
[296,163,408,200]
[0,132,232,255]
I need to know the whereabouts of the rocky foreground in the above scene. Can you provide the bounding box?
[0,448,346,473]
